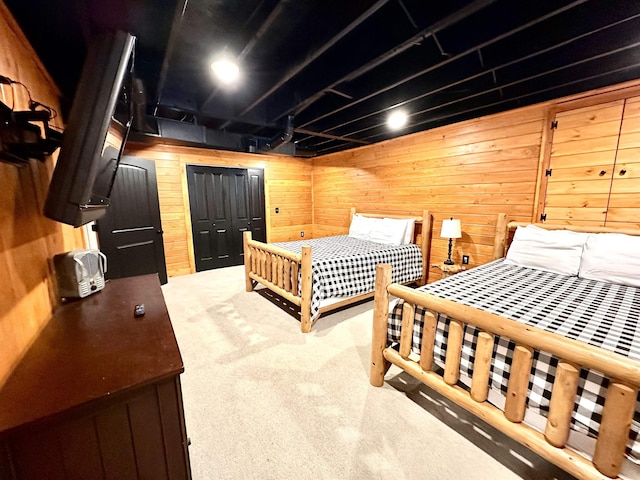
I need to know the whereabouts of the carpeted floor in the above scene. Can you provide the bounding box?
[162,265,575,480]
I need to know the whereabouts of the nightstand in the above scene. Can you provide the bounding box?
[431,262,463,279]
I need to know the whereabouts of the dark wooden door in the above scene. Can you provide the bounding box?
[248,168,266,243]
[96,156,168,284]
[186,165,265,271]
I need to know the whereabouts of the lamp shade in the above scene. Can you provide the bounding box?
[440,218,462,239]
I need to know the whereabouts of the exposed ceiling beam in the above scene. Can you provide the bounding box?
[298,0,590,130]
[318,12,640,136]
[235,0,391,119]
[364,62,640,145]
[345,42,640,141]
[268,0,498,123]
[294,128,370,145]
[199,0,290,111]
[154,0,189,110]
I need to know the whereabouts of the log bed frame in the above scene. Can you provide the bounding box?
[370,214,640,480]
[243,209,432,333]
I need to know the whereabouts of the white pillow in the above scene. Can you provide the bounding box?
[369,217,407,245]
[348,214,377,240]
[401,219,415,245]
[504,225,588,276]
[578,233,640,287]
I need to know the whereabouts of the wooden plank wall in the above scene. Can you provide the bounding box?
[312,104,548,279]
[0,1,85,386]
[123,143,313,277]
[542,100,624,226]
[608,94,640,228]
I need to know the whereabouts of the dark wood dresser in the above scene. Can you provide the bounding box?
[0,275,191,480]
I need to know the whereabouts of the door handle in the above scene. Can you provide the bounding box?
[620,169,627,176]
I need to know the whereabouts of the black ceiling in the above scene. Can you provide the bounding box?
[6,0,640,156]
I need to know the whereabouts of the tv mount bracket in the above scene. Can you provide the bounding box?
[0,100,62,166]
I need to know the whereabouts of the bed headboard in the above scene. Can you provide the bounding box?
[350,208,432,285]
[492,213,640,260]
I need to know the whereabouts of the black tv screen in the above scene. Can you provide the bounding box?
[44,31,136,227]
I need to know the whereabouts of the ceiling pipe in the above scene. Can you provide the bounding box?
[262,115,294,151]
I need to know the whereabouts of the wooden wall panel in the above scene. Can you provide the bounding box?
[312,105,547,279]
[123,143,313,277]
[608,95,640,228]
[541,101,623,226]
[0,1,85,386]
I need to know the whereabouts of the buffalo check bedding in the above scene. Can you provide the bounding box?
[388,259,640,461]
[273,235,423,320]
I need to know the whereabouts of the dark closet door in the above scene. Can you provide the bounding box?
[96,156,168,284]
[186,165,265,271]
[248,168,266,242]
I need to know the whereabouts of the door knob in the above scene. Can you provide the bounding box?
[620,169,627,176]
[157,229,164,234]
[599,170,606,176]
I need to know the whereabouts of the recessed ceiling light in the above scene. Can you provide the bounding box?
[211,58,240,85]
[387,110,408,130]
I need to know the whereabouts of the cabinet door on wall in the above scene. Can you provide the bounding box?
[541,99,624,226]
[608,95,640,228]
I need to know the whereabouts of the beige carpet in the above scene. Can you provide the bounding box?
[162,266,574,480]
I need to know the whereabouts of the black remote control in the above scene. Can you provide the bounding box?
[134,304,145,317]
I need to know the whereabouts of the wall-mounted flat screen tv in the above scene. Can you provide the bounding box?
[44,30,136,227]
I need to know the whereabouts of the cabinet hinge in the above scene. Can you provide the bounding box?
[550,120,558,130]
[540,213,547,222]
[545,168,552,177]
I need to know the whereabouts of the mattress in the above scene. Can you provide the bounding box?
[388,259,640,460]
[273,235,423,320]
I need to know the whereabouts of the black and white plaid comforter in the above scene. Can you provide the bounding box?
[388,259,640,459]
[274,235,422,320]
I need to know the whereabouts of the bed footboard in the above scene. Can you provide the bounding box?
[243,231,313,332]
[371,263,640,480]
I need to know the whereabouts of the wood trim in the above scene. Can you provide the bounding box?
[507,221,640,236]
[552,82,640,115]
[533,107,556,222]
[180,163,196,274]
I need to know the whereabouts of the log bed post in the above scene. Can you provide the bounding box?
[492,212,509,260]
[370,263,392,386]
[300,245,313,333]
[243,231,253,292]
[419,210,432,286]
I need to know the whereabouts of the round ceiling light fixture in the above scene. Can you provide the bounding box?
[387,110,408,130]
[211,57,240,85]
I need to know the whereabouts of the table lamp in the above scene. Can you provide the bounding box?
[440,218,461,265]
